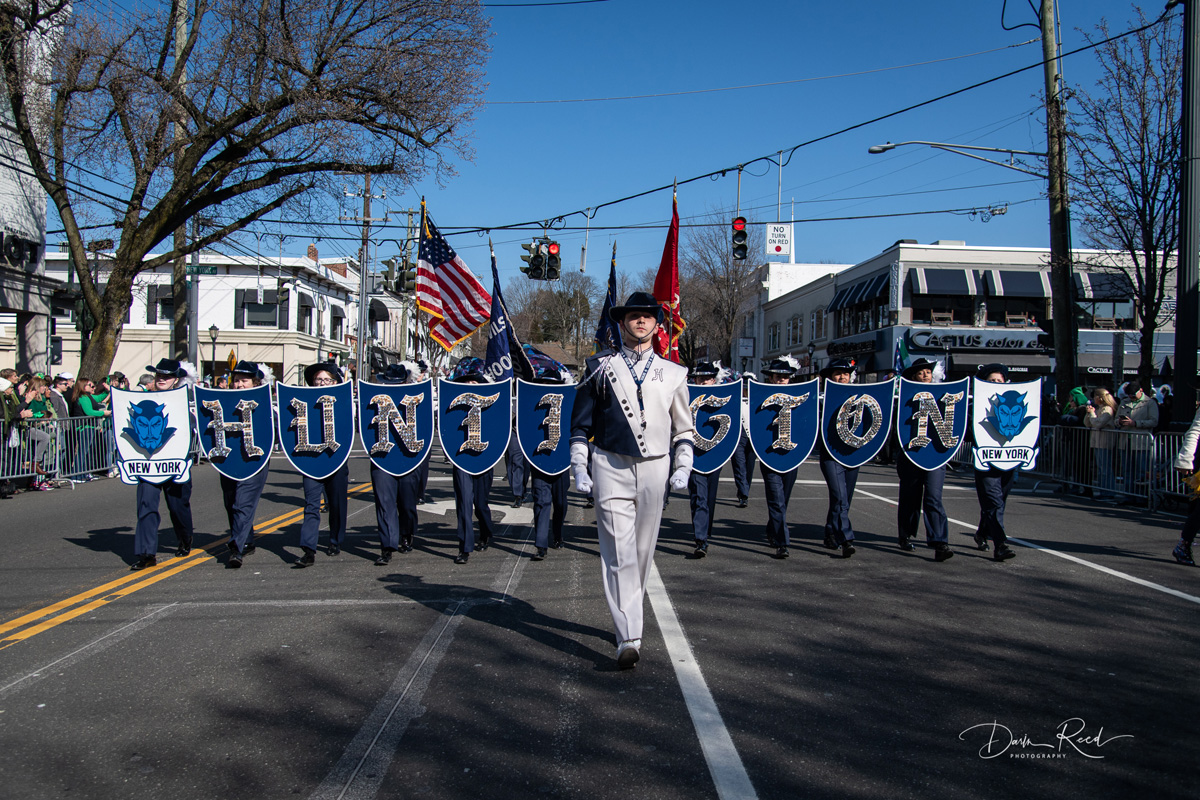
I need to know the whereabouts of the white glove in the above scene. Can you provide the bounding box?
[669,467,689,491]
[570,440,593,494]
[574,465,593,494]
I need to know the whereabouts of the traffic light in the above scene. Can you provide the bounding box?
[732,216,748,261]
[397,264,417,293]
[545,241,561,281]
[382,256,398,290]
[521,241,546,279]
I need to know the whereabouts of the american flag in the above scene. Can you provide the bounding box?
[416,207,491,350]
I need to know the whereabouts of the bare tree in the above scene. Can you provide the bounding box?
[1065,9,1180,386]
[0,0,488,378]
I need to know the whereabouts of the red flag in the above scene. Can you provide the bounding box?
[652,193,685,362]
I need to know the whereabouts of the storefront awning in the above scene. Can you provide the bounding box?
[297,291,315,309]
[368,297,390,321]
[982,270,1051,298]
[330,304,345,319]
[1074,271,1134,300]
[906,267,979,296]
[828,273,890,312]
[1077,352,1143,375]
[826,285,856,313]
[953,353,1053,375]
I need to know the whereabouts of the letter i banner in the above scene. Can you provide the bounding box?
[747,378,819,473]
[438,378,511,476]
[971,377,1041,471]
[276,381,356,480]
[358,379,434,476]
[112,386,194,485]
[515,379,576,476]
[897,377,971,471]
[820,379,896,469]
[194,384,275,481]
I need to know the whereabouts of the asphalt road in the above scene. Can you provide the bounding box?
[0,454,1195,800]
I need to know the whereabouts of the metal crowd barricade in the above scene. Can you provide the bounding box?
[0,416,116,484]
[1150,429,1191,513]
[1039,425,1156,505]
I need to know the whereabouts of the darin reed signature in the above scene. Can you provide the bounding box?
[958,718,1133,759]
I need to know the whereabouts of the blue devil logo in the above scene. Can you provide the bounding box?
[984,390,1037,444]
[122,400,177,457]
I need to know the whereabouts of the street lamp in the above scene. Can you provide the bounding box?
[208,324,219,376]
[808,341,816,373]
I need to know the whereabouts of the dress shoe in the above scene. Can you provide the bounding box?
[454,551,470,565]
[616,639,640,669]
[131,555,157,571]
[326,544,341,557]
[823,533,838,550]
[228,552,243,568]
[775,546,790,559]
[1173,539,1195,566]
[841,542,856,558]
[767,536,779,548]
[242,543,257,558]
[932,543,954,563]
[531,547,547,561]
[551,537,563,549]
[993,545,1016,562]
[296,549,316,568]
[584,497,594,508]
[477,534,491,551]
[417,496,425,506]
[175,538,192,558]
[973,531,990,551]
[374,549,394,566]
[898,535,915,552]
[511,496,524,508]
[399,537,413,554]
[694,540,708,558]
[737,495,748,508]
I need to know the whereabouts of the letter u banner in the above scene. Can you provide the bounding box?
[747,378,819,473]
[195,384,275,481]
[897,378,970,471]
[276,381,356,479]
[688,382,742,474]
[438,379,511,476]
[358,379,434,476]
[820,380,895,469]
[515,379,575,476]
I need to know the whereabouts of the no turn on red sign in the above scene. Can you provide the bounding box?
[766,223,791,257]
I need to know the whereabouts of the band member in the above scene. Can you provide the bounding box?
[570,292,695,668]
[416,360,432,505]
[132,358,196,570]
[505,406,528,507]
[897,358,953,562]
[970,362,1018,561]
[367,363,422,566]
[759,358,800,559]
[819,358,858,558]
[295,362,351,568]
[1172,401,1200,566]
[687,361,723,558]
[219,361,272,569]
[729,375,755,507]
[448,358,497,565]
[528,363,572,561]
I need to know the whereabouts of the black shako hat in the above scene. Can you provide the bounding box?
[374,363,411,385]
[607,291,664,324]
[304,362,344,386]
[146,358,186,378]
[975,362,1009,381]
[689,361,720,380]
[902,357,939,379]
[819,358,856,379]
[229,360,265,381]
[761,359,798,377]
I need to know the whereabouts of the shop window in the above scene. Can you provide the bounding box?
[786,315,801,346]
[768,323,781,352]
[910,295,974,326]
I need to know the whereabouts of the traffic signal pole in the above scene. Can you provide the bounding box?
[1175,0,1199,422]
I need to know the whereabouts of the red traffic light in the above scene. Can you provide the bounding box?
[732,216,747,232]
[547,242,560,256]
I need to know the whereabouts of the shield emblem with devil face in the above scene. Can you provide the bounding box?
[515,379,576,476]
[112,386,194,485]
[747,378,819,474]
[688,382,742,474]
[194,384,275,481]
[438,379,511,476]
[820,379,896,469]
[358,379,434,476]
[897,377,970,471]
[276,380,356,480]
[971,377,1041,471]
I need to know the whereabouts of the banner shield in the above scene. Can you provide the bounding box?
[972,377,1042,471]
[897,377,971,471]
[276,381,356,479]
[747,378,819,473]
[688,382,743,474]
[358,379,434,476]
[515,379,576,476]
[820,380,896,469]
[438,379,511,475]
[112,386,194,485]
[194,384,275,481]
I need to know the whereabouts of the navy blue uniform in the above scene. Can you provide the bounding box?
[973,467,1015,547]
[897,456,948,543]
[220,468,269,554]
[135,480,194,557]
[301,464,349,552]
[819,450,859,546]
[760,464,798,547]
[371,463,420,553]
[688,468,722,544]
[530,467,568,549]
[453,467,495,553]
[505,435,528,502]
[729,428,755,502]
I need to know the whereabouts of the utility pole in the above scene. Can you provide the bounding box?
[342,175,387,380]
[1174,0,1199,423]
[171,0,189,362]
[1041,0,1076,405]
[400,209,415,360]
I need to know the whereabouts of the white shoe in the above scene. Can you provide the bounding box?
[616,639,641,669]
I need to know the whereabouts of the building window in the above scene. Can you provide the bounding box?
[245,301,277,327]
[1075,300,1135,330]
[299,305,313,335]
[786,315,801,346]
[811,308,826,340]
[768,322,780,352]
[158,298,174,324]
[331,314,344,342]
[910,295,974,326]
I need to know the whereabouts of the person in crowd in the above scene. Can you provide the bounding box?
[19,375,56,490]
[1084,387,1119,501]
[758,357,801,559]
[526,357,573,561]
[137,374,155,391]
[1060,386,1090,426]
[131,359,197,570]
[447,357,498,565]
[49,373,71,419]
[1116,379,1159,487]
[1156,384,1174,433]
[1171,402,1200,566]
[68,377,112,482]
[686,361,724,558]
[971,363,1017,561]
[366,362,420,567]
[818,358,859,559]
[108,372,130,392]
[221,361,272,569]
[728,375,755,507]
[569,292,694,669]
[896,358,954,562]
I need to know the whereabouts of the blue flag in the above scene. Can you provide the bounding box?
[483,248,532,383]
[593,243,621,353]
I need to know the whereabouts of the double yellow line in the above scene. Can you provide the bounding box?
[0,482,372,651]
